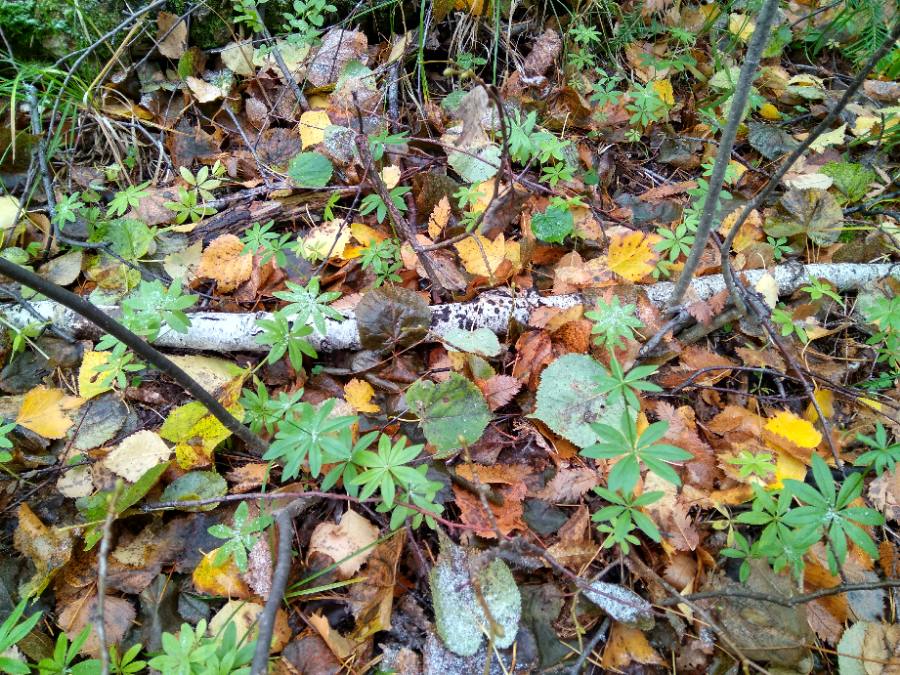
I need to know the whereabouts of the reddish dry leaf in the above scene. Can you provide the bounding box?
[476,375,522,410]
[546,505,596,567]
[637,180,697,202]
[453,482,525,538]
[512,330,554,391]
[226,463,271,493]
[534,467,599,502]
[552,319,592,353]
[806,599,843,644]
[663,552,698,589]
[58,592,135,657]
[455,463,531,485]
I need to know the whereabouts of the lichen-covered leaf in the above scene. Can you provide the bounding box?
[581,578,655,629]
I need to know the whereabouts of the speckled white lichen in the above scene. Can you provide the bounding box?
[581,577,655,629]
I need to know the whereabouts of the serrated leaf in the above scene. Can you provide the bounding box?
[531,206,574,244]
[748,122,800,160]
[778,188,844,246]
[159,471,227,511]
[821,162,877,204]
[406,373,491,456]
[355,285,432,352]
[448,145,501,183]
[288,151,334,188]
[441,327,502,357]
[608,231,660,282]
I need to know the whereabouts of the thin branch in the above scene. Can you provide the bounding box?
[96,480,123,675]
[668,0,780,310]
[0,257,266,454]
[661,578,900,608]
[567,618,610,675]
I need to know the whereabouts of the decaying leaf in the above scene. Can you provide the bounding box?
[14,503,74,597]
[103,430,172,483]
[197,234,253,293]
[608,231,660,282]
[309,509,379,579]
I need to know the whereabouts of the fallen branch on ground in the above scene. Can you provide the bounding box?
[4,261,896,353]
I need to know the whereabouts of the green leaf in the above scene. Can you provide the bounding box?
[820,161,876,204]
[532,354,621,448]
[406,373,491,456]
[159,471,227,511]
[441,327,502,357]
[448,144,501,183]
[531,206,574,244]
[288,151,334,188]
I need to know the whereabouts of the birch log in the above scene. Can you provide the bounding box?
[3,262,897,353]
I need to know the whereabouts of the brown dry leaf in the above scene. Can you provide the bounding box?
[308,510,379,579]
[226,463,270,493]
[553,319,592,353]
[546,505,596,567]
[686,289,729,326]
[455,463,532,485]
[602,622,664,669]
[16,385,81,439]
[476,375,522,410]
[607,230,660,282]
[637,180,697,202]
[15,503,74,597]
[427,196,451,239]
[552,251,616,293]
[522,29,561,77]
[197,234,253,293]
[644,472,699,552]
[308,612,363,661]
[806,599,843,644]
[344,378,380,414]
[58,593,135,657]
[707,405,766,440]
[245,537,273,598]
[534,467,599,502]
[347,533,404,639]
[663,552,698,589]
[512,330,554,390]
[453,482,525,538]
[735,345,786,371]
[157,12,187,59]
[192,549,252,598]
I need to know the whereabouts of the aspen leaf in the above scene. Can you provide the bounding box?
[608,231,660,282]
[428,196,451,239]
[192,549,251,598]
[652,78,674,106]
[298,110,331,148]
[344,378,380,413]
[602,623,664,669]
[16,386,81,439]
[0,195,21,231]
[210,600,290,652]
[197,234,253,293]
[772,450,807,489]
[455,233,511,278]
[300,219,352,261]
[380,165,401,189]
[805,389,834,423]
[759,102,781,120]
[78,350,112,400]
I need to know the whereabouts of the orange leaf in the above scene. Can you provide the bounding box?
[197,234,252,293]
[427,196,451,239]
[608,231,660,282]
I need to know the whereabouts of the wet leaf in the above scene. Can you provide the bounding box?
[355,285,432,352]
[159,471,227,511]
[406,373,491,455]
[532,206,574,244]
[288,151,333,188]
[14,503,74,597]
[16,386,81,439]
[581,578,655,629]
[103,431,172,483]
[608,231,660,282]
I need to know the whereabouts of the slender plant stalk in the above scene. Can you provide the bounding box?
[667,0,781,310]
[0,257,266,454]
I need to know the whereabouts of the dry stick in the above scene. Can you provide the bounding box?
[627,553,771,675]
[721,18,900,313]
[667,0,781,312]
[96,480,123,675]
[0,257,266,454]
[355,134,447,296]
[250,496,316,675]
[661,579,900,609]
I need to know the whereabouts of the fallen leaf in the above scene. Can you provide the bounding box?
[156,11,187,59]
[765,410,822,453]
[78,350,112,400]
[608,231,660,282]
[380,165,401,189]
[210,600,290,652]
[428,196,451,239]
[298,110,331,149]
[16,385,81,439]
[602,622,664,669]
[197,234,253,293]
[344,378,380,414]
[103,431,172,483]
[476,374,521,410]
[14,503,74,597]
[58,593,135,657]
[192,549,252,598]
[309,509,379,579]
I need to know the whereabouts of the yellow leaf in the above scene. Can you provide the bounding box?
[380,165,401,189]
[771,450,807,489]
[652,79,674,106]
[759,102,781,120]
[860,397,882,412]
[804,389,834,423]
[344,378,380,414]
[0,195,21,231]
[765,410,822,449]
[78,350,112,400]
[197,234,252,293]
[754,272,778,309]
[454,0,486,16]
[193,549,251,598]
[455,233,508,277]
[16,386,81,439]
[14,503,73,597]
[160,401,241,469]
[428,196,452,239]
[299,219,352,261]
[103,431,172,482]
[298,110,331,149]
[728,12,755,41]
[350,222,386,247]
[808,124,846,153]
[608,231,660,282]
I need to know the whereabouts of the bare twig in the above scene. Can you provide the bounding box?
[661,578,900,608]
[250,497,316,675]
[567,618,610,675]
[96,480,124,675]
[668,0,780,310]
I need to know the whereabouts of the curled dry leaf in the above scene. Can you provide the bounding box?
[197,234,253,293]
[309,509,379,579]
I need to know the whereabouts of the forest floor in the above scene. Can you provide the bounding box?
[0,1,899,673]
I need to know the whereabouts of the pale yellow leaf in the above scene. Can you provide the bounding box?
[427,196,451,239]
[344,378,380,414]
[380,165,401,189]
[299,220,352,261]
[197,234,252,293]
[103,431,172,483]
[309,509,379,579]
[455,233,507,277]
[728,12,755,41]
[298,110,331,149]
[0,195,21,231]
[808,124,846,153]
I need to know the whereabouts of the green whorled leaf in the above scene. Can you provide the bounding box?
[581,577,655,629]
[159,471,227,512]
[287,151,334,188]
[448,144,501,183]
[532,354,620,448]
[441,327,502,357]
[820,161,877,204]
[778,187,844,246]
[531,206,574,244]
[406,373,491,456]
[748,122,800,160]
[355,285,432,352]
[429,530,521,656]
